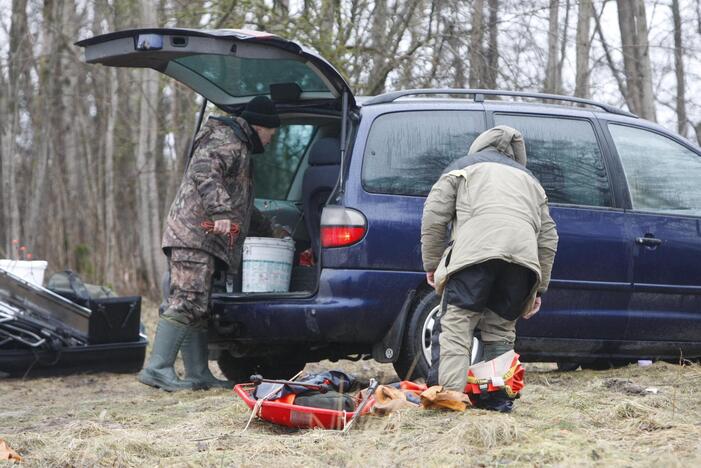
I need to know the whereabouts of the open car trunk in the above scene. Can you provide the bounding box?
[207,113,344,298]
[77,28,355,298]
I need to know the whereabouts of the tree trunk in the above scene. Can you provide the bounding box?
[671,0,687,137]
[104,67,119,286]
[447,0,466,88]
[135,0,164,291]
[574,0,592,98]
[557,0,570,89]
[543,0,561,94]
[616,0,656,121]
[2,0,29,255]
[594,1,630,108]
[468,0,484,88]
[484,0,499,89]
[366,0,388,94]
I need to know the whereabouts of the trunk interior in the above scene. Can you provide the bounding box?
[210,112,343,298]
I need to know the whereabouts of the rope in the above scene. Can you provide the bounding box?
[241,370,304,433]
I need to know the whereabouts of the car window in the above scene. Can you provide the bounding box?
[362,111,485,196]
[255,124,315,201]
[609,124,701,216]
[173,55,328,98]
[493,114,613,207]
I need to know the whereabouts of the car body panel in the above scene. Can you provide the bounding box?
[76,28,355,108]
[210,268,423,344]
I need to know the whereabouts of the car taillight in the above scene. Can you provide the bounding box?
[320,206,367,248]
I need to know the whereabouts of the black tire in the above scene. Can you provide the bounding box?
[556,361,581,372]
[393,290,483,381]
[217,351,305,383]
[580,359,631,370]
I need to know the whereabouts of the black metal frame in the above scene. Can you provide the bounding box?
[363,88,637,118]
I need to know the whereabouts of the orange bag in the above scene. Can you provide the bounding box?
[464,350,525,399]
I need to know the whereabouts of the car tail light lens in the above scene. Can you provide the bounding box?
[320,206,367,248]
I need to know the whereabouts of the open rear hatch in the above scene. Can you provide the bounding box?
[77,28,356,299]
[76,28,355,112]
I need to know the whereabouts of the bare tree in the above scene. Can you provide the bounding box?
[1,0,29,253]
[574,0,592,98]
[616,0,656,120]
[484,0,499,89]
[468,0,484,88]
[671,0,687,137]
[544,0,561,94]
[135,0,165,290]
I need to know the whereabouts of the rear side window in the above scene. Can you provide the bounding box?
[362,111,485,196]
[254,124,315,200]
[494,114,613,207]
[609,124,701,216]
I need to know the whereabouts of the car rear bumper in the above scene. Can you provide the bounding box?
[210,268,423,344]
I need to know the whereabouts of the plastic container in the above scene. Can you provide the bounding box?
[0,259,48,286]
[242,237,295,293]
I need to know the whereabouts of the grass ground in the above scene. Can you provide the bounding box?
[2,304,701,467]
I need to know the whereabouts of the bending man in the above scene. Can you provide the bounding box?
[421,125,559,391]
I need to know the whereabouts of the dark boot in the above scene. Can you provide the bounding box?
[482,342,514,362]
[138,318,196,391]
[181,328,233,390]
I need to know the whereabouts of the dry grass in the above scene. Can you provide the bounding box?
[2,304,701,467]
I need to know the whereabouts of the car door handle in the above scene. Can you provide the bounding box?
[635,236,662,247]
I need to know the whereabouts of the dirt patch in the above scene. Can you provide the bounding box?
[2,305,701,466]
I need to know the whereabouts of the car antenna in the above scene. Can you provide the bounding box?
[185,97,209,172]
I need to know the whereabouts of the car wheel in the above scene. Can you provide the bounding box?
[556,361,581,372]
[580,359,631,370]
[216,351,306,383]
[393,291,483,381]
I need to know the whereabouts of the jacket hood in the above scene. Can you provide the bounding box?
[468,125,527,166]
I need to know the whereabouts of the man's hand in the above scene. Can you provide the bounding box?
[426,271,436,288]
[213,219,232,235]
[272,225,292,239]
[523,296,542,320]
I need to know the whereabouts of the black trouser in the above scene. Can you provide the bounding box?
[427,260,535,389]
[444,259,536,321]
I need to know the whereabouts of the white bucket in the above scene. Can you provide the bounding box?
[0,259,48,286]
[242,237,295,293]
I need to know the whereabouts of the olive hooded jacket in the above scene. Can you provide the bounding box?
[421,125,559,309]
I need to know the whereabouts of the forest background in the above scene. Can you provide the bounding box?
[1,0,699,296]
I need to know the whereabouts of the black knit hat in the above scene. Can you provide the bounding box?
[241,96,280,128]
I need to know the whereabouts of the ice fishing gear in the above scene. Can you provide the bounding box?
[342,378,378,433]
[250,374,331,393]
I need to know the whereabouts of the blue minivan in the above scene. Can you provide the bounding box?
[79,28,701,380]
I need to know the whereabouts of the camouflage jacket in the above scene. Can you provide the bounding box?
[162,116,273,270]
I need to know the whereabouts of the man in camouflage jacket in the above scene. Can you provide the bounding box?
[139,96,280,392]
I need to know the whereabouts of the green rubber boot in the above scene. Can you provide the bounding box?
[181,328,233,390]
[138,318,196,391]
